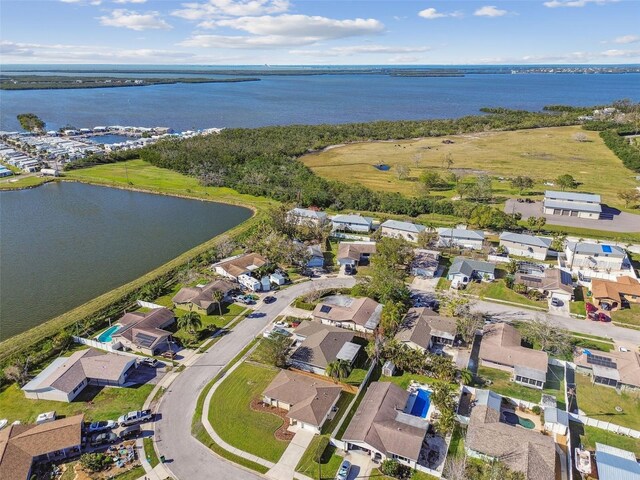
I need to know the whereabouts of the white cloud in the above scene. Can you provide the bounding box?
[601,48,640,57]
[614,35,640,44]
[60,0,102,5]
[474,5,508,17]
[113,0,147,4]
[172,0,289,21]
[418,8,462,20]
[290,45,430,57]
[543,0,618,7]
[98,9,172,30]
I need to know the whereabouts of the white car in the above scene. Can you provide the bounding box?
[618,346,630,352]
[88,420,117,433]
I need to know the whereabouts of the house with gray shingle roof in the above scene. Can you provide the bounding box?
[331,214,374,233]
[22,349,136,402]
[499,232,552,260]
[437,228,485,250]
[287,208,328,226]
[395,307,457,351]
[447,257,496,283]
[380,220,426,243]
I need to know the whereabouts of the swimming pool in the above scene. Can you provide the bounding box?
[97,325,120,343]
[503,411,535,429]
[410,389,431,418]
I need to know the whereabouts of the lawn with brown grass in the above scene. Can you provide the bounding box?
[302,126,636,209]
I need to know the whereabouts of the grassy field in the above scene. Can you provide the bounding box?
[0,382,153,423]
[477,365,566,409]
[576,373,640,430]
[576,424,640,457]
[0,175,51,190]
[302,126,636,209]
[465,279,547,309]
[208,361,288,463]
[65,159,275,210]
[295,435,343,479]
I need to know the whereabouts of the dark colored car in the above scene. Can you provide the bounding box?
[344,264,355,275]
[598,313,611,323]
[264,296,277,304]
[90,432,118,447]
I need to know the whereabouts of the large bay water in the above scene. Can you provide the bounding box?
[0,182,252,340]
[1,71,639,131]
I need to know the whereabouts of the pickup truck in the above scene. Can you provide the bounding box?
[118,409,152,427]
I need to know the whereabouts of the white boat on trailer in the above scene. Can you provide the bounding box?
[575,448,592,476]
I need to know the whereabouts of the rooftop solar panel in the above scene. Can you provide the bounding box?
[320,305,332,314]
[587,354,617,369]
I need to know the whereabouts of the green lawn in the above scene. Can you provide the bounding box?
[0,383,153,423]
[612,303,640,327]
[576,373,640,430]
[576,424,640,457]
[295,435,343,479]
[209,362,288,463]
[112,465,146,480]
[143,436,159,468]
[477,365,566,409]
[570,287,587,316]
[0,175,51,190]
[465,279,546,309]
[447,424,466,458]
[371,468,439,480]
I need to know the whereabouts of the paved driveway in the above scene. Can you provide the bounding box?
[505,199,640,233]
[266,429,315,480]
[154,277,356,480]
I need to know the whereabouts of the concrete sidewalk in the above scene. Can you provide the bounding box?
[266,429,315,480]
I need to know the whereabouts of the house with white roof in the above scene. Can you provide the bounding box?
[499,232,552,260]
[331,214,374,233]
[543,190,602,219]
[437,228,485,250]
[564,242,633,282]
[379,220,426,243]
[287,207,328,226]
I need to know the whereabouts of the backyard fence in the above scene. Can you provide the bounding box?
[487,254,511,264]
[569,413,640,439]
[136,300,165,309]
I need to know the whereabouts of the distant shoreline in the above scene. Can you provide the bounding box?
[0,76,260,91]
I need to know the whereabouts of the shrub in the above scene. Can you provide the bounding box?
[381,459,402,478]
[531,405,541,415]
[80,453,112,472]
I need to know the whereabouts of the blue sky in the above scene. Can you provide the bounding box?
[1,0,639,64]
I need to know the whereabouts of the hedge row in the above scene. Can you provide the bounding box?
[600,129,640,172]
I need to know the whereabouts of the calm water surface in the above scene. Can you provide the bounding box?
[0,182,252,340]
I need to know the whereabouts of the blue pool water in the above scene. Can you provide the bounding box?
[97,325,120,343]
[410,389,431,418]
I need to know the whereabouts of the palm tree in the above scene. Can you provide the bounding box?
[178,310,202,334]
[211,289,224,317]
[326,359,351,383]
[457,368,473,386]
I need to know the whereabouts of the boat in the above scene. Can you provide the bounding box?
[575,448,592,475]
[0,419,7,430]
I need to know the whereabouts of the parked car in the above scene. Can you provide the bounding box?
[619,346,630,352]
[118,409,152,427]
[90,432,118,447]
[598,313,611,323]
[336,460,351,480]
[88,420,117,433]
[264,296,277,304]
[551,297,563,307]
[141,357,158,367]
[118,424,142,439]
[161,351,175,359]
[344,264,355,275]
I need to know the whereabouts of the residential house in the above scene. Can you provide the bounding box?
[0,415,84,480]
[379,220,426,243]
[289,322,361,375]
[410,249,440,278]
[112,307,175,356]
[262,370,342,434]
[515,268,574,302]
[287,207,328,226]
[499,232,552,260]
[565,242,628,274]
[465,390,556,480]
[479,323,549,389]
[313,296,382,334]
[341,382,428,469]
[595,443,640,480]
[543,190,601,219]
[395,307,457,351]
[213,253,268,281]
[591,276,640,311]
[331,214,374,233]
[574,348,640,391]
[336,242,377,267]
[22,349,136,402]
[172,279,236,315]
[447,257,496,283]
[437,228,485,250]
[306,244,325,269]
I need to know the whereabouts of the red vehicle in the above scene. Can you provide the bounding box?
[598,312,611,323]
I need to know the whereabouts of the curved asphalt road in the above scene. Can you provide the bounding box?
[154,277,356,480]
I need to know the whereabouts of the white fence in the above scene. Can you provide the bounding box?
[487,254,511,264]
[569,413,640,439]
[137,300,165,309]
[329,232,371,241]
[72,336,140,360]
